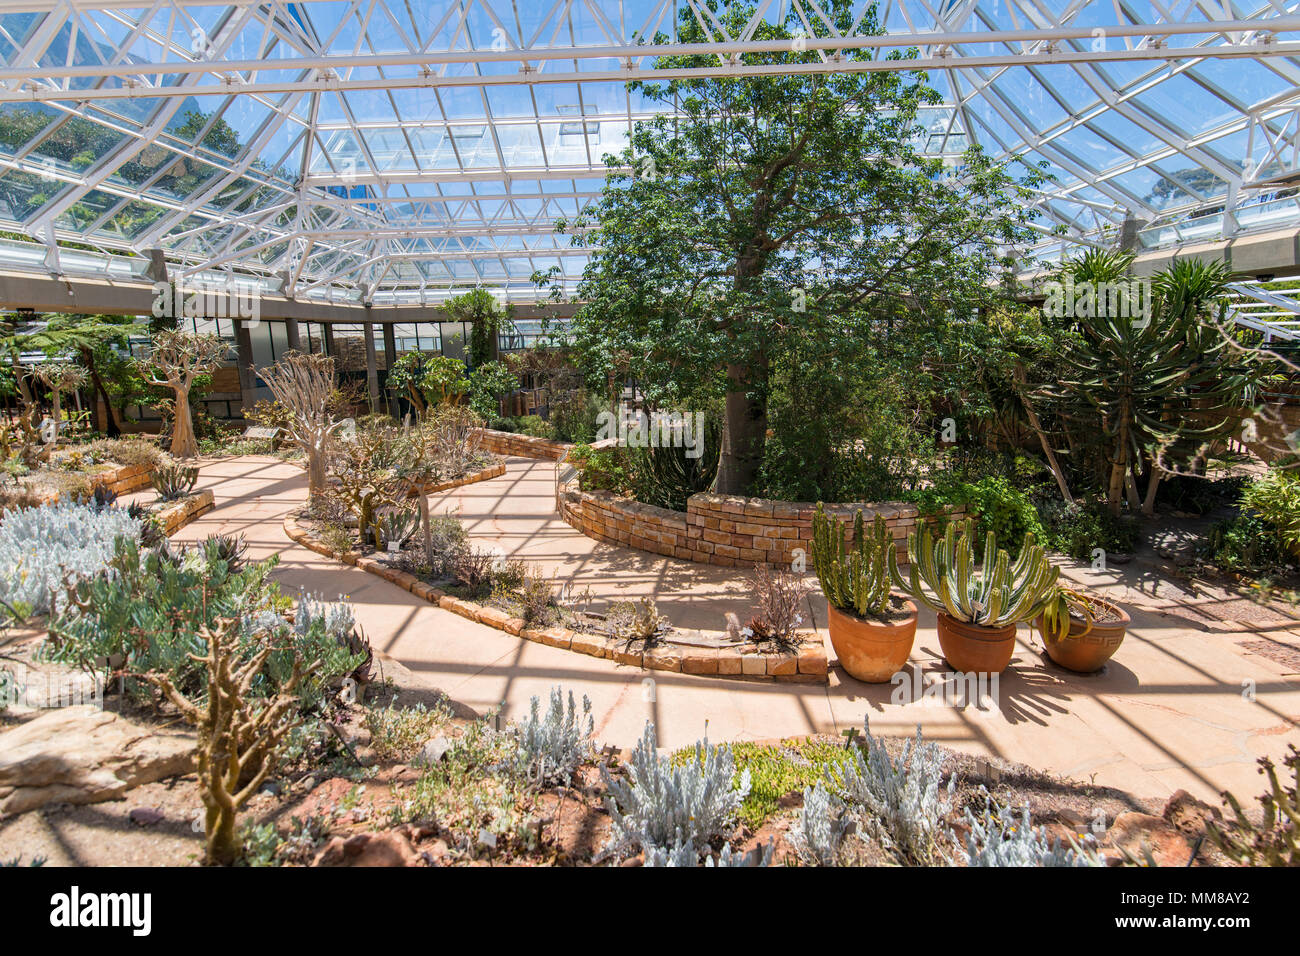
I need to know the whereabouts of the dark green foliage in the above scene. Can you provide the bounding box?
[1040,500,1140,562]
[629,416,721,511]
[568,444,633,495]
[556,0,1041,494]
[913,476,1046,559]
[467,360,519,422]
[42,540,363,711]
[1203,513,1293,574]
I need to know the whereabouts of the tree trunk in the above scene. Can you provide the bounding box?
[50,389,61,439]
[171,388,199,457]
[1014,365,1072,504]
[206,804,239,866]
[307,443,327,499]
[1141,466,1162,518]
[80,347,121,437]
[716,358,768,495]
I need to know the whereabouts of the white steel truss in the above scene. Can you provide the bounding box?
[0,0,1296,304]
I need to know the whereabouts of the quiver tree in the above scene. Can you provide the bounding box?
[1045,255,1262,516]
[144,617,319,866]
[261,350,348,500]
[32,361,88,436]
[139,330,227,458]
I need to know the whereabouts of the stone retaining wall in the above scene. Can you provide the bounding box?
[559,483,965,569]
[472,427,572,461]
[156,488,214,535]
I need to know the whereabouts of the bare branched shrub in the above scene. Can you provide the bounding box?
[422,404,484,475]
[745,564,810,647]
[261,351,349,500]
[607,597,668,644]
[144,617,319,866]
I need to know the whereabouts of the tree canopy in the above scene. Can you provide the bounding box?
[554,0,1042,493]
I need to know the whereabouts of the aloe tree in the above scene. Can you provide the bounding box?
[1049,255,1260,516]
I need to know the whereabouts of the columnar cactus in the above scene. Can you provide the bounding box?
[894,518,1059,628]
[811,504,897,620]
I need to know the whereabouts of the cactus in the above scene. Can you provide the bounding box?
[811,504,898,620]
[894,518,1059,628]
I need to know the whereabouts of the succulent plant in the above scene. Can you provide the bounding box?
[811,504,897,620]
[372,507,417,550]
[201,532,247,573]
[894,518,1059,629]
[152,462,198,502]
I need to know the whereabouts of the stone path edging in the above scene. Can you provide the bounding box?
[281,463,828,684]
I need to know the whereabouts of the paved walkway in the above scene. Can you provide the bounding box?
[162,454,1300,806]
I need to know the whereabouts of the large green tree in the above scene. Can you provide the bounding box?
[554,0,1040,494]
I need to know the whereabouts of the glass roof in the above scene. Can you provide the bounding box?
[0,0,1297,305]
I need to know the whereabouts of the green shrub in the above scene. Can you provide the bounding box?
[1203,513,1292,573]
[913,476,1045,557]
[568,444,632,495]
[629,416,721,511]
[468,361,519,422]
[1040,500,1139,561]
[549,389,601,444]
[515,415,556,439]
[43,540,364,711]
[1242,469,1300,559]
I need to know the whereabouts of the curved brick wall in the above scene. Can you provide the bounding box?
[472,427,573,461]
[559,480,964,569]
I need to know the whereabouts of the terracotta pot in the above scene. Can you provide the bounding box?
[936,613,1018,674]
[1036,598,1130,673]
[827,600,918,683]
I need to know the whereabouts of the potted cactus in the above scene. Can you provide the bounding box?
[811,504,917,683]
[1035,587,1130,673]
[894,519,1060,674]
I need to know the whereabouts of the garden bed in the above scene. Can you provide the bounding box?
[558,477,967,570]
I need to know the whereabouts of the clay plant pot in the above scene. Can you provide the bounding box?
[1036,598,1130,673]
[827,600,918,683]
[936,613,1018,674]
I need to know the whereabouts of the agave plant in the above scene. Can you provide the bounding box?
[811,504,897,620]
[894,519,1059,628]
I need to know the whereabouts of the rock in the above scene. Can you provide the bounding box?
[1161,789,1222,838]
[128,806,165,827]
[414,737,453,767]
[1103,811,1196,866]
[0,706,196,816]
[312,830,421,867]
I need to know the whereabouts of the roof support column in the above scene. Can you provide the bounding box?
[234,319,257,416]
[382,322,397,416]
[285,317,302,353]
[363,317,379,413]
